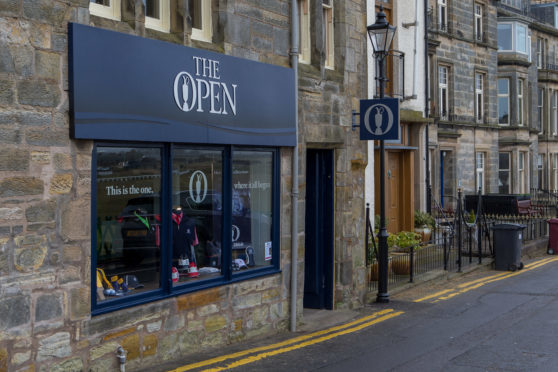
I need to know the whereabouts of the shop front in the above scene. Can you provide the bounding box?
[68,21,295,351]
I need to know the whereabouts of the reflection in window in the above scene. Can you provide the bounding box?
[96,147,162,302]
[171,148,223,284]
[232,151,273,272]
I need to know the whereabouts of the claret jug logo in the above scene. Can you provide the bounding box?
[173,56,238,115]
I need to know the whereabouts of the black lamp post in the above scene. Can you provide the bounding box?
[367,6,396,303]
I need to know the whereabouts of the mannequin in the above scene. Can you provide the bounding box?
[172,208,199,274]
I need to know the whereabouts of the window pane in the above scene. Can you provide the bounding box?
[91,0,110,5]
[499,152,510,169]
[232,151,273,272]
[517,25,526,53]
[172,148,223,284]
[189,0,202,30]
[498,24,512,50]
[498,79,508,94]
[96,147,162,302]
[498,97,509,124]
[145,0,160,19]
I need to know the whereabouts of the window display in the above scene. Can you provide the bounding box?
[172,148,223,284]
[93,145,277,311]
[95,147,162,302]
[232,150,273,272]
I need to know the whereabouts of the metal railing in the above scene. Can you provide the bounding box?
[366,189,553,291]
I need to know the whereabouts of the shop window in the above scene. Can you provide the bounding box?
[499,152,510,194]
[144,0,170,32]
[89,0,121,20]
[95,146,162,301]
[232,151,274,272]
[323,0,334,69]
[298,0,311,64]
[498,78,510,125]
[93,144,279,313]
[189,0,212,42]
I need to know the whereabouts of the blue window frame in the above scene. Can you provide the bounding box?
[91,143,280,315]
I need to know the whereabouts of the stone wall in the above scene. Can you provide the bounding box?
[0,0,369,370]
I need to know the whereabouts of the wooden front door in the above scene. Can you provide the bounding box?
[388,152,401,233]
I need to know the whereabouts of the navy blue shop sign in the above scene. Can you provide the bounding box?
[68,23,296,146]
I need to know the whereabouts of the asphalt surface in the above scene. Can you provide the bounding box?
[163,255,558,372]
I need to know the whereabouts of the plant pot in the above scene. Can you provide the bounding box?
[414,227,432,242]
[390,252,415,275]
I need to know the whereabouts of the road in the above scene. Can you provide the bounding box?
[167,256,558,372]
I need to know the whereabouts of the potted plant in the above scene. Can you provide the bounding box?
[390,231,421,275]
[369,230,395,281]
[414,210,435,242]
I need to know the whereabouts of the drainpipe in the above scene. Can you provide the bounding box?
[424,0,431,213]
[116,346,126,372]
[290,0,300,333]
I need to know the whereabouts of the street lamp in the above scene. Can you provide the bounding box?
[367,6,396,304]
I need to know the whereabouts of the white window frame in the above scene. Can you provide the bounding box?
[539,88,545,134]
[499,152,511,194]
[476,152,485,193]
[439,66,449,120]
[145,0,170,33]
[538,154,544,189]
[518,79,524,126]
[497,22,528,55]
[298,0,311,64]
[438,0,447,32]
[553,91,558,136]
[323,0,334,70]
[498,78,510,126]
[475,4,483,42]
[475,72,484,123]
[89,0,121,21]
[191,0,212,42]
[518,152,526,194]
[553,154,558,190]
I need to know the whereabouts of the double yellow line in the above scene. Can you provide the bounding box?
[169,308,404,372]
[414,257,558,303]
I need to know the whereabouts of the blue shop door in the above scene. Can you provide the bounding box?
[304,149,334,310]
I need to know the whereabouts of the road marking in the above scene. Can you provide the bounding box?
[415,257,558,303]
[168,309,403,372]
[199,311,405,372]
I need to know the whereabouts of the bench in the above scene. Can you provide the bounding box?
[516,199,542,216]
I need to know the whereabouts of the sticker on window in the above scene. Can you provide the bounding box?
[265,241,272,261]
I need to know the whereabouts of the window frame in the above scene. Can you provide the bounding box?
[89,0,121,21]
[499,152,511,194]
[553,154,558,190]
[475,152,485,194]
[474,3,483,42]
[475,72,484,123]
[91,142,281,315]
[497,21,528,55]
[438,0,447,32]
[322,0,334,70]
[539,87,545,134]
[191,0,212,43]
[518,79,524,126]
[518,151,526,194]
[439,65,449,120]
[498,78,510,126]
[298,0,311,64]
[144,0,171,33]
